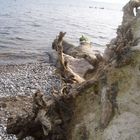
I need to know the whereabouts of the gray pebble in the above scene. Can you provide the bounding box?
[0,62,61,139]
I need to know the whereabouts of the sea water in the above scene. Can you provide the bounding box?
[0,0,124,64]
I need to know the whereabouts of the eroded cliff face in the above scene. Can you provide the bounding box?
[69,52,140,140]
[67,1,140,140]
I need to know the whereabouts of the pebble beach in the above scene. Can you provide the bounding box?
[0,62,61,139]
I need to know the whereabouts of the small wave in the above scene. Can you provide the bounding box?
[4,26,13,29]
[15,37,31,42]
[0,45,9,48]
[15,37,26,41]
[91,42,103,47]
[0,40,18,46]
[98,36,107,39]
[68,23,82,28]
[0,32,10,35]
[0,14,11,17]
[29,23,41,27]
[32,24,41,27]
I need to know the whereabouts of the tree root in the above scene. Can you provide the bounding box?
[52,32,85,83]
[7,90,73,140]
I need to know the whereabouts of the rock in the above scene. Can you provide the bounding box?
[63,54,94,78]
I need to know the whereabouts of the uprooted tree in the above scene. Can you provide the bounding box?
[6,31,119,140]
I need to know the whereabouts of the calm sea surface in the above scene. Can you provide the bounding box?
[0,0,124,64]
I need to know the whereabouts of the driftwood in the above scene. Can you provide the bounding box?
[52,32,104,83]
[6,29,121,139]
[52,32,85,83]
[6,34,120,139]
